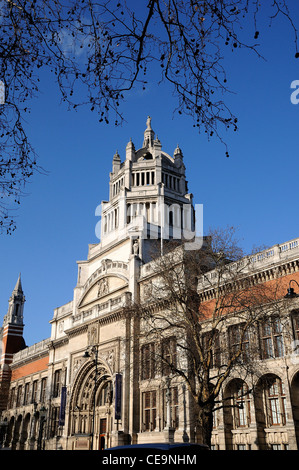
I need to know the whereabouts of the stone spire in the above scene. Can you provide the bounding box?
[13,273,23,294]
[3,274,25,326]
[0,275,26,412]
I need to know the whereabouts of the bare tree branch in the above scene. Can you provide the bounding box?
[0,1,298,230]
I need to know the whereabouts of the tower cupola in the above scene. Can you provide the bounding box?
[99,117,196,256]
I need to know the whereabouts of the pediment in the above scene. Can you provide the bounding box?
[78,275,127,309]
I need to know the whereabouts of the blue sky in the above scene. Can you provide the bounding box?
[1,3,299,346]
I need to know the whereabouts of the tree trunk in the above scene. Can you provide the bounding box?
[197,405,214,448]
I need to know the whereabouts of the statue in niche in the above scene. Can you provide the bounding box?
[104,349,115,373]
[133,239,139,256]
[97,277,109,297]
[88,324,98,346]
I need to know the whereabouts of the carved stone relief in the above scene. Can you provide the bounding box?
[87,323,99,346]
[97,277,109,298]
[72,357,85,381]
[102,349,116,374]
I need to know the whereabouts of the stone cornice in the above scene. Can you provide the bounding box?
[10,340,50,370]
[65,309,125,339]
[199,257,299,302]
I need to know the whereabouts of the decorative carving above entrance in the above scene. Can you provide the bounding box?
[87,323,99,346]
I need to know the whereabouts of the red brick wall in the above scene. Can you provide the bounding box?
[200,271,299,317]
[11,356,49,382]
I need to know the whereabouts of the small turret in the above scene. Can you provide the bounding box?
[126,138,135,161]
[153,135,162,157]
[112,150,121,174]
[174,144,185,170]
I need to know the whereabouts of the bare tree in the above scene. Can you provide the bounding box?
[129,227,285,447]
[0,1,298,231]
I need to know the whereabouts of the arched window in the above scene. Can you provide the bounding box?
[98,381,113,407]
[265,377,286,426]
[232,381,251,428]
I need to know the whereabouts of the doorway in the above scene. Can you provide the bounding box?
[99,418,107,450]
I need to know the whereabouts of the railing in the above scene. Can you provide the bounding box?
[72,292,130,324]
[13,339,51,362]
[198,237,299,289]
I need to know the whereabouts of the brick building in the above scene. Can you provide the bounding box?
[1,119,299,450]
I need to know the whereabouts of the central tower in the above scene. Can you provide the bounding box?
[98,117,195,262]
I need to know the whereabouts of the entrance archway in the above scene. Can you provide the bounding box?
[70,358,113,450]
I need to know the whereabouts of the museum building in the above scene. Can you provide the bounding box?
[1,118,299,450]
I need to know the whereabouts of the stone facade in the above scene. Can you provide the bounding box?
[1,119,299,450]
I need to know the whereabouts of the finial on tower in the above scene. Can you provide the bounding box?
[146,116,152,130]
[143,116,155,148]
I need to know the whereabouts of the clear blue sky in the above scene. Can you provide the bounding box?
[1,3,299,346]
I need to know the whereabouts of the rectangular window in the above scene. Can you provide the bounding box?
[261,317,284,359]
[203,331,221,368]
[9,388,15,409]
[162,337,177,376]
[53,370,61,398]
[229,324,250,362]
[40,378,47,403]
[272,317,284,357]
[266,379,286,426]
[32,380,38,404]
[142,391,157,431]
[234,383,251,428]
[50,407,60,437]
[141,343,155,380]
[16,385,23,407]
[24,383,30,405]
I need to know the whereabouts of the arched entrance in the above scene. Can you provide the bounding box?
[70,358,113,450]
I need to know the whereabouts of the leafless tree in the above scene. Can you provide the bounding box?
[129,227,286,447]
[0,1,298,231]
